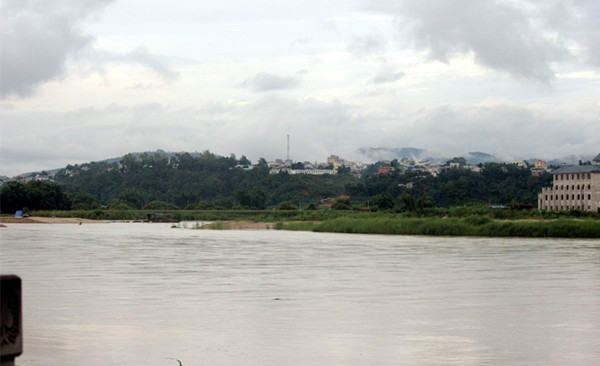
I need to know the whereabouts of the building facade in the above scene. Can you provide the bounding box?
[538,154,600,212]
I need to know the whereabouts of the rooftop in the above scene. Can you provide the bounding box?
[551,165,600,174]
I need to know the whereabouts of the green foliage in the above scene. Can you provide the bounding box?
[277,201,297,210]
[371,192,394,211]
[144,200,180,210]
[0,181,71,213]
[234,188,267,209]
[331,197,352,210]
[312,216,600,238]
[107,200,134,210]
[71,192,99,210]
[45,151,554,213]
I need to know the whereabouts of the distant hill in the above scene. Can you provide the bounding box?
[463,151,498,165]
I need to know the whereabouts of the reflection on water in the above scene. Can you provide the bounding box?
[1,223,599,366]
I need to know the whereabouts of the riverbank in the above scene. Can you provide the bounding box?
[0,216,103,224]
[3,211,599,238]
[280,216,600,238]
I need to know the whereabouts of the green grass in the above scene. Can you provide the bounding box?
[311,216,600,238]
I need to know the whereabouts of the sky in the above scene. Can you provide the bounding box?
[1,0,599,176]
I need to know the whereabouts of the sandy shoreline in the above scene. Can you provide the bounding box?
[0,216,104,224]
[0,217,275,229]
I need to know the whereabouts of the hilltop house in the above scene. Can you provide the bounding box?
[538,153,600,212]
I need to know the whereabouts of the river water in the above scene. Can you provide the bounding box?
[1,223,599,366]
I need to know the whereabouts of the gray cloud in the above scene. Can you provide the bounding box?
[397,0,566,80]
[129,47,179,81]
[0,0,115,98]
[91,47,180,81]
[562,0,600,67]
[347,34,386,57]
[370,70,404,84]
[366,0,600,80]
[240,72,300,92]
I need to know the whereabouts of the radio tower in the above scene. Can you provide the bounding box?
[285,134,292,167]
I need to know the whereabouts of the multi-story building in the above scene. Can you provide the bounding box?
[327,155,345,169]
[538,153,600,212]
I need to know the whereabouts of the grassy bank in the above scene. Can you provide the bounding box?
[31,208,352,222]
[279,216,600,238]
[27,208,600,238]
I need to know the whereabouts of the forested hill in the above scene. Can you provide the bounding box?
[1,150,552,213]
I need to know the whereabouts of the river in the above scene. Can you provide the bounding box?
[1,223,599,365]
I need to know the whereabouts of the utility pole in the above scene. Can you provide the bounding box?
[286,134,292,167]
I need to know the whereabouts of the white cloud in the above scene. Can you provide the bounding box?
[366,0,600,80]
[0,0,115,98]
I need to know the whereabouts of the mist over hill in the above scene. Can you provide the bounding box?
[357,147,501,165]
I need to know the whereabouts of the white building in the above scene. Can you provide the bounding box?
[538,153,600,212]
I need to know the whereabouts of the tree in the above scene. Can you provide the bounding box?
[71,192,99,210]
[119,188,145,209]
[238,155,252,166]
[371,192,394,211]
[400,193,417,212]
[234,188,266,209]
[0,181,70,213]
[0,182,27,213]
[337,165,351,174]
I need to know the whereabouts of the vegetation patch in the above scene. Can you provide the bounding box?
[312,216,600,238]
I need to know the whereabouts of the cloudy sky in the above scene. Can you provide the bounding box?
[1,0,599,176]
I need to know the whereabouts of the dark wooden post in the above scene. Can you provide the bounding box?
[1,275,22,366]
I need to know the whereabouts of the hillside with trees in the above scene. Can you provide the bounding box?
[1,150,552,213]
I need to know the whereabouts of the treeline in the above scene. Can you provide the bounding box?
[1,150,553,213]
[0,180,71,213]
